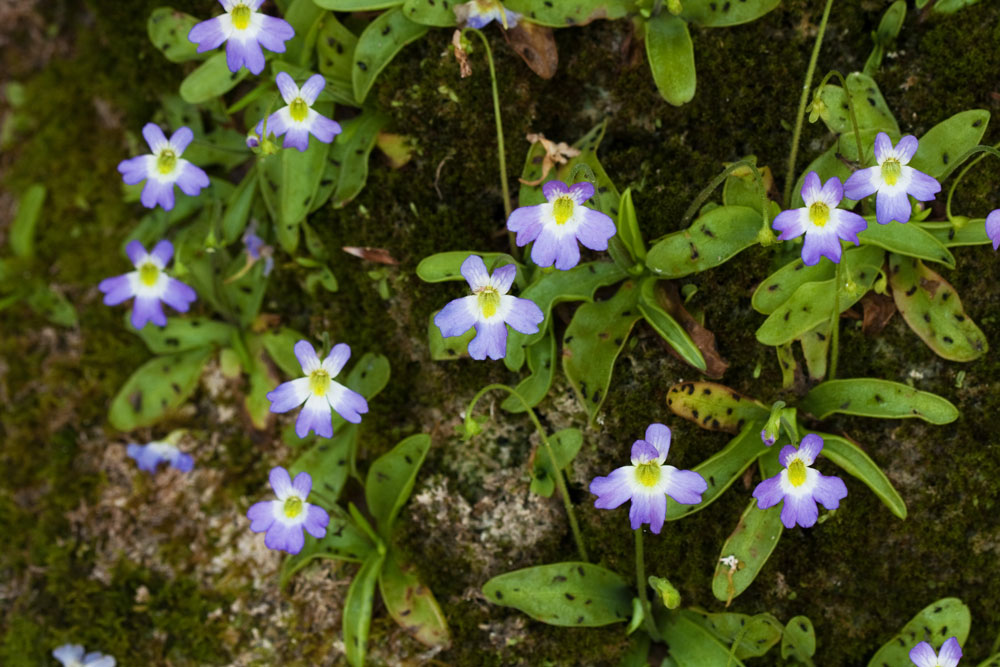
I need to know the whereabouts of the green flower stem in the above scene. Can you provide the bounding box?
[813,70,864,165]
[634,529,661,639]
[829,256,843,379]
[783,0,837,207]
[943,144,1000,221]
[466,383,589,562]
[678,159,770,237]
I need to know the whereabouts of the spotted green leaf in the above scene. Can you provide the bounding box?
[889,254,987,361]
[109,348,212,431]
[910,109,990,180]
[366,433,431,536]
[798,321,830,381]
[680,0,780,26]
[867,598,970,667]
[344,549,386,667]
[503,0,630,27]
[811,431,907,519]
[918,219,992,247]
[148,7,206,64]
[352,9,427,104]
[815,72,899,136]
[280,514,374,588]
[131,316,234,354]
[378,551,451,647]
[244,334,277,430]
[26,285,77,328]
[530,428,583,497]
[781,616,816,661]
[179,53,249,104]
[316,13,358,82]
[330,111,390,207]
[645,206,762,278]
[10,184,45,259]
[859,217,953,267]
[800,379,958,424]
[666,382,769,434]
[483,562,632,627]
[753,256,834,314]
[687,610,782,660]
[402,0,457,26]
[637,277,705,371]
[658,610,746,666]
[502,331,556,413]
[416,252,521,283]
[645,13,695,106]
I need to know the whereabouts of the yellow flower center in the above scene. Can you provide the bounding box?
[309,369,331,396]
[289,97,309,123]
[231,4,252,30]
[787,459,807,487]
[808,201,830,228]
[635,462,661,488]
[138,262,160,287]
[881,157,901,186]
[283,496,303,518]
[156,149,177,175]
[477,287,501,318]
[553,196,574,225]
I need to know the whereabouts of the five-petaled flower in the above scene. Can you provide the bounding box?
[266,340,368,438]
[433,255,544,361]
[910,637,962,667]
[772,172,867,266]
[246,466,329,554]
[127,441,194,474]
[454,0,521,28]
[589,423,708,534]
[52,644,116,667]
[188,0,294,75]
[255,72,341,152]
[98,240,197,329]
[843,132,941,225]
[118,124,210,211]
[752,434,847,529]
[507,180,617,270]
[985,209,1000,251]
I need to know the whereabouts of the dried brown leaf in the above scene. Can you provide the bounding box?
[342,246,399,265]
[861,292,896,336]
[658,282,729,378]
[505,22,558,79]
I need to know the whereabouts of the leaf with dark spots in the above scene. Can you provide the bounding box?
[378,551,450,647]
[505,22,558,79]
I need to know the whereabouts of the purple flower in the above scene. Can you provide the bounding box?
[589,423,708,534]
[118,124,210,211]
[433,255,544,361]
[760,428,777,447]
[507,180,617,270]
[243,224,274,276]
[843,132,941,225]
[255,72,341,152]
[455,0,521,28]
[986,209,1000,251]
[98,240,197,329]
[246,466,329,555]
[266,340,368,438]
[752,434,847,529]
[910,637,962,667]
[127,441,194,473]
[773,172,867,266]
[53,644,116,667]
[188,0,294,75]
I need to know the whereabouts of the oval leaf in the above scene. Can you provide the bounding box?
[280,515,374,587]
[504,0,630,27]
[148,7,206,64]
[781,616,816,661]
[179,53,248,104]
[909,109,990,179]
[867,598,971,667]
[858,218,954,267]
[352,9,428,104]
[530,428,583,497]
[344,550,386,667]
[815,72,899,136]
[365,433,431,536]
[659,610,746,666]
[10,184,45,259]
[330,111,390,207]
[131,316,234,354]
[502,331,557,413]
[402,0,457,26]
[666,382,769,433]
[416,252,521,283]
[799,379,958,424]
[812,431,907,519]
[109,349,212,431]
[644,13,695,106]
[646,206,762,278]
[378,551,451,647]
[638,277,706,372]
[680,0,780,26]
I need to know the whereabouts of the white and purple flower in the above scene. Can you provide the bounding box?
[843,132,941,225]
[255,72,341,152]
[986,209,1000,251]
[589,423,708,534]
[266,340,368,438]
[98,240,197,329]
[118,124,210,211]
[752,434,848,529]
[188,0,294,75]
[433,255,544,361]
[127,441,194,474]
[909,637,962,667]
[52,644,116,667]
[773,172,868,266]
[507,180,617,270]
[243,224,274,276]
[246,466,329,555]
[455,0,521,28]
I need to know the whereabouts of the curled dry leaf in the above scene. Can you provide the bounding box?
[861,292,896,336]
[342,247,399,265]
[657,281,729,378]
[518,133,580,186]
[452,30,471,78]
[505,21,558,79]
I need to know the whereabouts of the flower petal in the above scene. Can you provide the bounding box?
[142,123,168,153]
[175,161,210,195]
[282,126,311,151]
[778,445,799,468]
[542,180,569,201]
[568,181,595,203]
[468,320,507,360]
[304,504,330,538]
[150,239,173,266]
[501,296,543,335]
[801,228,842,266]
[986,209,1000,251]
[630,440,659,464]
[435,296,477,338]
[528,227,560,268]
[189,16,228,52]
[308,113,341,144]
[99,274,134,305]
[818,175,844,206]
[843,166,880,201]
[507,203,545,238]
[904,167,941,201]
[801,171,822,204]
[908,642,939,667]
[831,209,868,244]
[141,178,175,211]
[267,377,311,413]
[575,208,616,251]
[265,520,304,554]
[118,155,151,185]
[327,383,368,424]
[297,393,333,438]
[644,423,671,458]
[590,466,634,509]
[300,73,326,105]
[664,468,707,505]
[53,644,86,664]
[322,342,351,377]
[294,340,321,373]
[275,71,299,103]
[780,493,818,528]
[876,188,911,225]
[894,134,919,163]
[752,475,784,509]
[291,471,312,497]
[459,254,490,290]
[797,434,824,464]
[131,296,167,328]
[270,466,294,498]
[161,278,196,313]
[552,234,581,271]
[939,637,963,667]
[873,132,893,163]
[630,491,666,533]
[813,473,848,510]
[490,263,517,293]
[169,126,194,154]
[256,15,295,52]
[772,208,807,241]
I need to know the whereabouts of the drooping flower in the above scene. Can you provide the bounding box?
[255,72,341,152]
[52,644,116,667]
[433,255,544,361]
[589,423,708,534]
[843,132,941,225]
[98,240,197,329]
[772,172,868,266]
[188,0,294,75]
[760,428,777,447]
[909,637,963,667]
[985,209,1000,251]
[506,180,617,270]
[246,466,329,554]
[127,441,194,474]
[454,0,521,29]
[118,124,210,211]
[266,340,368,438]
[752,434,847,529]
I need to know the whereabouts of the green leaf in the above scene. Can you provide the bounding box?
[918,219,992,248]
[281,0,325,64]
[221,163,258,244]
[378,551,451,647]
[889,254,987,362]
[799,379,958,424]
[243,334,277,430]
[858,218,954,267]
[290,425,356,503]
[131,316,234,354]
[343,549,386,667]
[352,9,428,104]
[365,433,431,536]
[812,431,907,520]
[680,0,780,26]
[330,111,390,207]
[909,109,990,179]
[815,72,899,136]
[687,610,782,660]
[752,256,834,315]
[977,654,1000,667]
[781,616,816,661]
[316,13,359,83]
[666,421,769,521]
[722,159,769,215]
[659,610,746,666]
[792,128,882,208]
[645,206,762,278]
[222,256,268,329]
[10,184,45,259]
[637,277,705,371]
[147,7,206,64]
[503,0,630,27]
[416,252,521,283]
[712,448,783,603]
[26,285,77,328]
[427,311,477,360]
[644,13,696,107]
[617,189,646,261]
[315,0,402,8]
[867,598,970,667]
[502,331,557,413]
[483,562,632,627]
[932,0,982,13]
[666,382,769,434]
[179,53,249,104]
[108,348,212,431]
[562,280,642,420]
[402,0,457,26]
[530,428,583,497]
[798,321,830,381]
[864,1,905,75]
[259,327,309,377]
[280,514,374,588]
